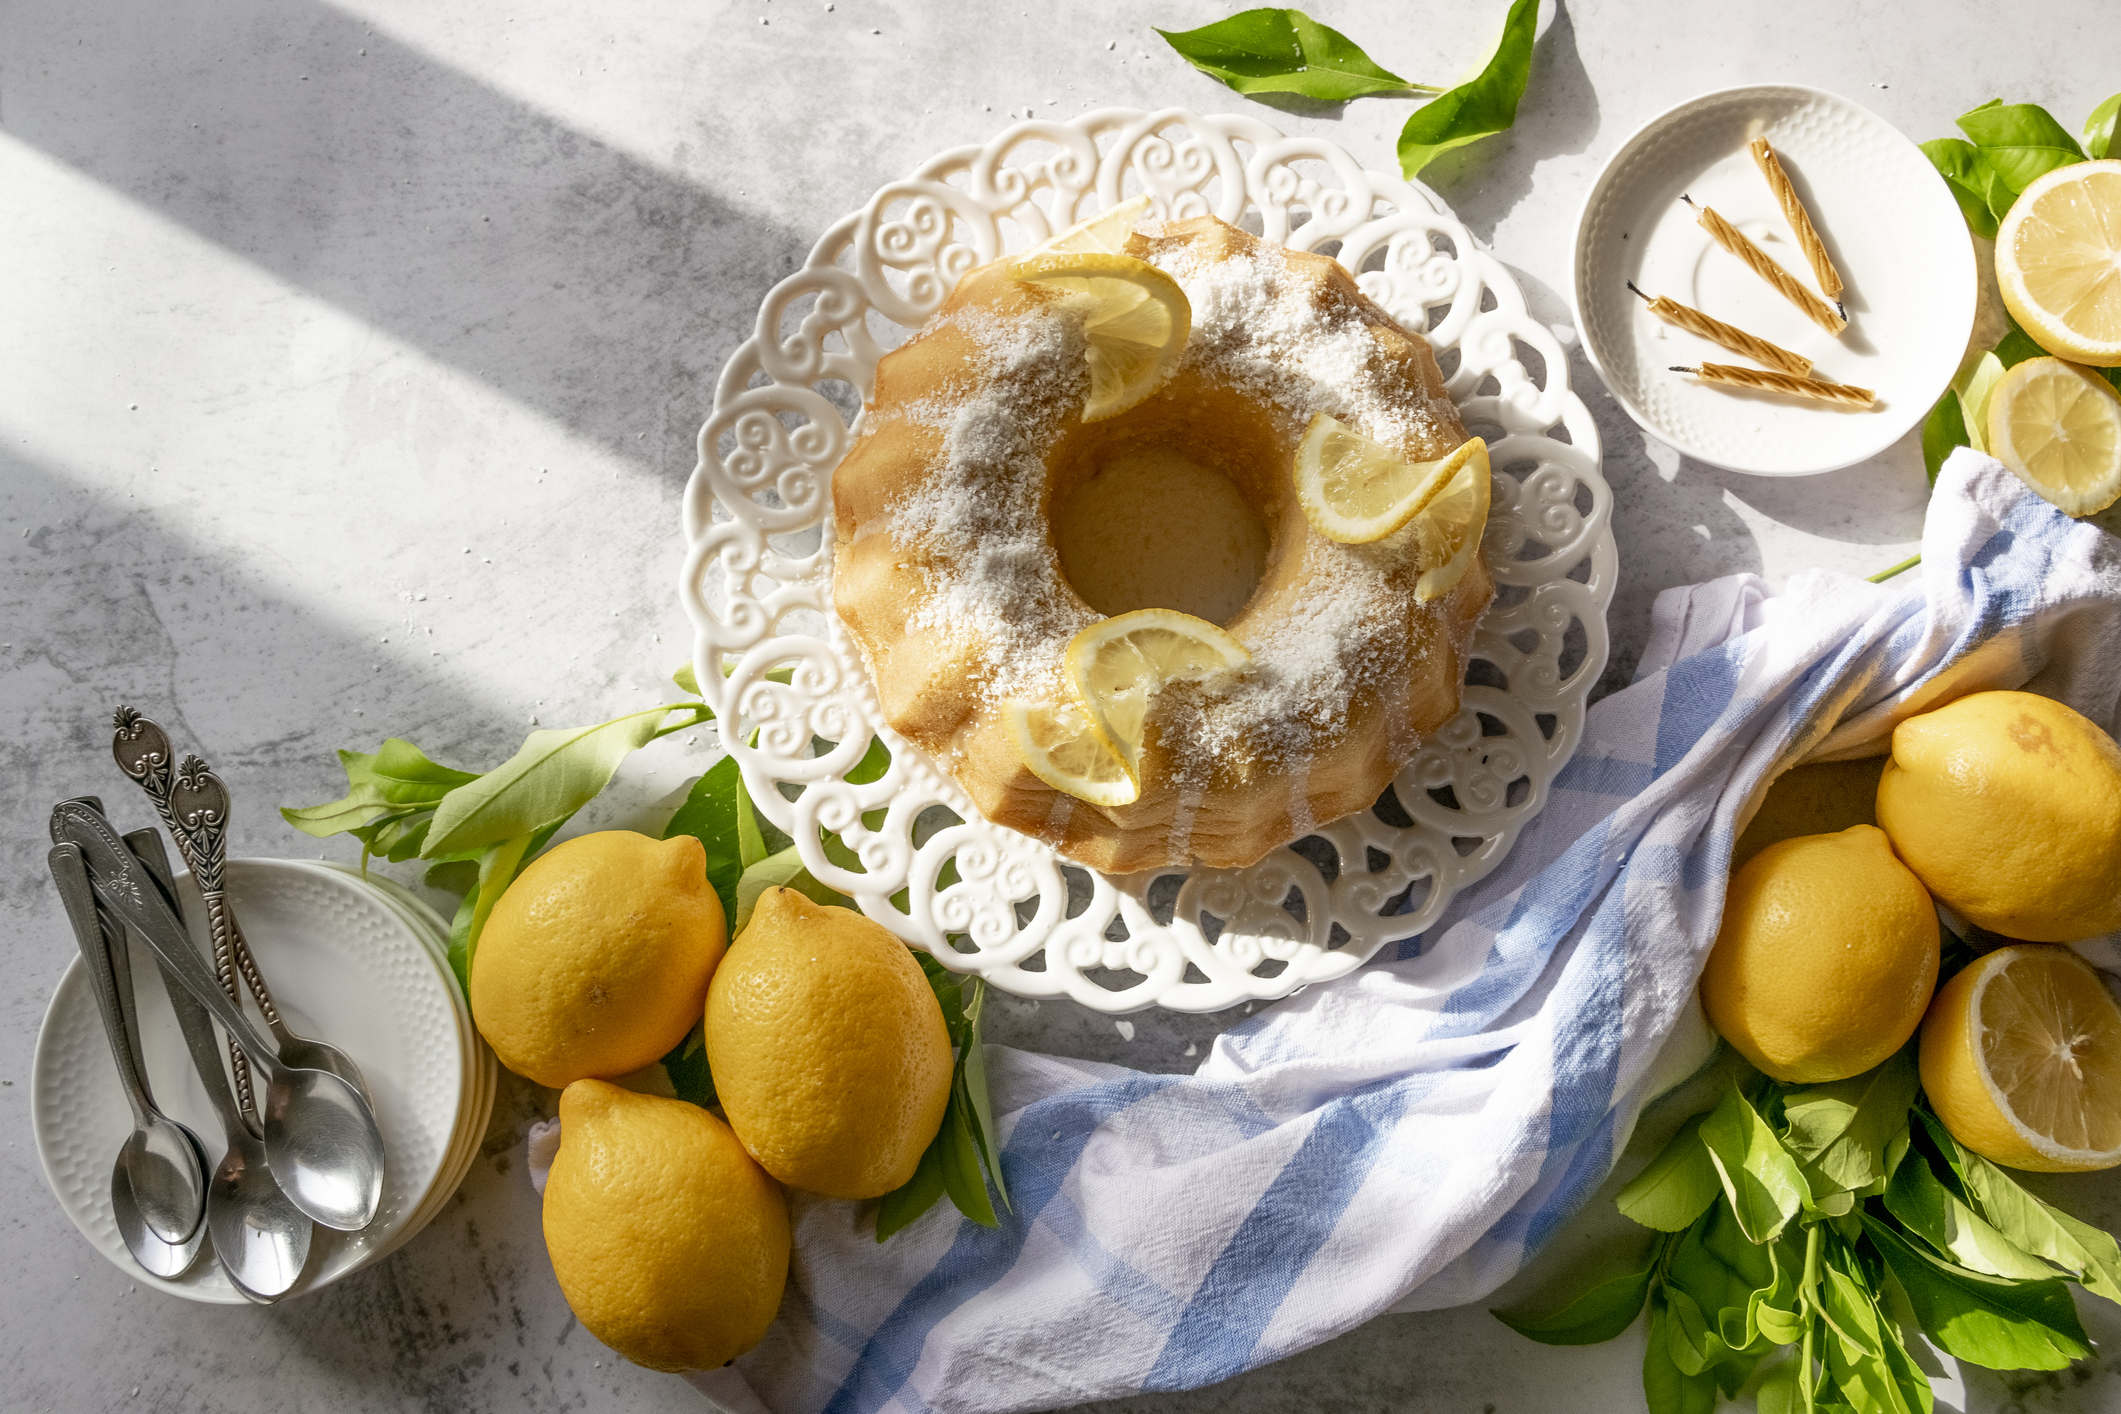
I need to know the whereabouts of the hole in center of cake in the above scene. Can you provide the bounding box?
[1053,447,1269,626]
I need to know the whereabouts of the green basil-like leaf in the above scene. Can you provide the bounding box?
[1641,1298,1719,1414]
[958,977,1010,1211]
[423,858,480,896]
[1920,389,1970,487]
[731,847,849,934]
[1155,7,1425,101]
[1754,1354,1802,1414]
[1492,1245,1655,1346]
[1957,101,2085,195]
[281,780,394,837]
[1862,1215,2091,1371]
[1662,1285,1721,1376]
[846,734,892,785]
[1957,350,2006,456]
[672,661,701,696]
[661,1020,716,1108]
[1396,0,1539,180]
[1783,1049,1919,1196]
[938,1090,1000,1228]
[446,830,542,994]
[1884,1148,2057,1281]
[360,807,437,864]
[1701,1084,1807,1244]
[663,755,748,925]
[2085,92,2121,161]
[424,705,688,857]
[876,1129,949,1241]
[1935,1115,2121,1306]
[369,737,480,803]
[736,772,769,870]
[1919,138,2003,240]
[1617,1113,1723,1231]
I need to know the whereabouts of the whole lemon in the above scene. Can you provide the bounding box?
[1920,943,2121,1172]
[472,831,727,1087]
[706,888,952,1198]
[1875,690,2121,942]
[1700,825,1940,1083]
[543,1079,789,1371]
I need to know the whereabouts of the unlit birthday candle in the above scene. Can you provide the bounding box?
[1627,281,1813,375]
[1683,196,1847,336]
[1749,137,1846,319]
[1673,362,1875,408]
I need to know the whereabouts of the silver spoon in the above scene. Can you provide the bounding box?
[113,710,375,1113]
[53,802,387,1232]
[46,841,208,1247]
[121,825,306,1297]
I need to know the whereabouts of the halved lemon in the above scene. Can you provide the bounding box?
[1063,609,1250,776]
[1028,194,1153,257]
[1006,252,1191,422]
[1921,944,2121,1172]
[1409,440,1493,601]
[1007,699,1137,806]
[1995,160,2121,368]
[1292,413,1487,545]
[1984,355,2121,516]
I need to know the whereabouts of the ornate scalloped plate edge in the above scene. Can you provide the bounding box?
[679,108,1615,1014]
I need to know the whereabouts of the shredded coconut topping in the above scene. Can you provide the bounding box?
[882,236,1457,769]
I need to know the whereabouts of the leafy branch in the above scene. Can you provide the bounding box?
[1158,2,1541,181]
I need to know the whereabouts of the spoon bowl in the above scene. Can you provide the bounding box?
[263,1065,387,1231]
[121,1114,209,1244]
[111,1142,207,1279]
[207,1120,312,1301]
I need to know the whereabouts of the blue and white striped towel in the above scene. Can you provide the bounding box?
[673,449,2121,1414]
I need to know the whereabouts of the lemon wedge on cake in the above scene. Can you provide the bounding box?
[1292,414,1491,598]
[1028,194,1154,257]
[1995,160,2121,368]
[1008,698,1138,806]
[1008,252,1191,421]
[1982,355,2121,516]
[1409,441,1493,601]
[1063,609,1250,781]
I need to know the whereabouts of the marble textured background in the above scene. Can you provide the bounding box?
[4,1,2119,1409]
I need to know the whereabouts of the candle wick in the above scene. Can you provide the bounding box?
[1836,299,1848,321]
[1626,280,1653,302]
[1670,366,1699,373]
[1680,194,1698,208]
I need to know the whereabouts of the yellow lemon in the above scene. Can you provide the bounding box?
[1994,159,2121,367]
[1291,412,1487,548]
[1063,608,1250,782]
[1007,252,1191,421]
[543,1079,789,1371]
[1921,944,2121,1172]
[1983,356,2121,517]
[1700,825,1940,1083]
[471,831,728,1088]
[1407,440,1494,602]
[1028,194,1154,257]
[1008,697,1137,807]
[706,888,953,1198]
[1875,690,2121,942]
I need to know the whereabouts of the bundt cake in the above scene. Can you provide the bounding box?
[831,213,1492,873]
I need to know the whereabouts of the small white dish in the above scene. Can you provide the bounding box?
[1573,84,1976,476]
[32,859,472,1302]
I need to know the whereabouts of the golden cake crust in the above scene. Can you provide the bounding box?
[832,216,1491,873]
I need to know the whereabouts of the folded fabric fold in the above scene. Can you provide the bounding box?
[663,448,2121,1414]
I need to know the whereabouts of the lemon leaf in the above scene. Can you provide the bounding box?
[662,754,749,923]
[958,978,1010,1211]
[937,1096,1000,1228]
[1699,1084,1806,1245]
[875,1133,948,1242]
[2086,92,2121,161]
[1490,1243,1656,1346]
[1883,1148,2058,1281]
[1920,138,2004,240]
[730,844,847,934]
[1616,1113,1721,1232]
[1957,101,2085,193]
[1780,1048,1918,1195]
[1862,1214,2091,1371]
[660,1019,717,1109]
[672,661,701,696]
[1920,389,1969,486]
[446,825,555,997]
[1395,0,1539,180]
[1156,8,1431,101]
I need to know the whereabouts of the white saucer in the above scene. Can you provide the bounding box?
[1573,84,1976,475]
[31,859,473,1302]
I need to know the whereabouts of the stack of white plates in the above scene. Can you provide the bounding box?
[31,857,497,1302]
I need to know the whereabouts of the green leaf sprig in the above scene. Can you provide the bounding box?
[1158,2,1541,181]
[1918,91,2121,487]
[1494,1016,2121,1412]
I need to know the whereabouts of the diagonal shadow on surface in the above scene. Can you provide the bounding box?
[1,0,801,484]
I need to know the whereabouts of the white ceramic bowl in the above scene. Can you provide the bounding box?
[1573,84,1976,476]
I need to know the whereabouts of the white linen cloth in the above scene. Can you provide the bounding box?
[529,450,2121,1414]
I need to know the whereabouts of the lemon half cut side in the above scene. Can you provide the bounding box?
[1921,943,2121,1173]
[1292,413,1487,546]
[1007,252,1192,422]
[1995,160,2121,368]
[1984,355,2121,517]
[1063,609,1251,777]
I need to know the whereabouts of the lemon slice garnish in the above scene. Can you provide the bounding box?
[1028,194,1153,257]
[1924,943,2121,1172]
[1292,413,1487,545]
[1007,252,1191,422]
[1007,699,1138,806]
[1063,609,1250,778]
[1985,355,2121,516]
[1995,160,2121,368]
[1408,439,1493,601]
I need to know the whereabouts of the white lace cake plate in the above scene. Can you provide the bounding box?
[679,108,1614,1014]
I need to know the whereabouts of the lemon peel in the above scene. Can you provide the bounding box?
[1007,251,1191,421]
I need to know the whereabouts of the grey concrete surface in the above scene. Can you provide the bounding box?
[4,1,2119,1409]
